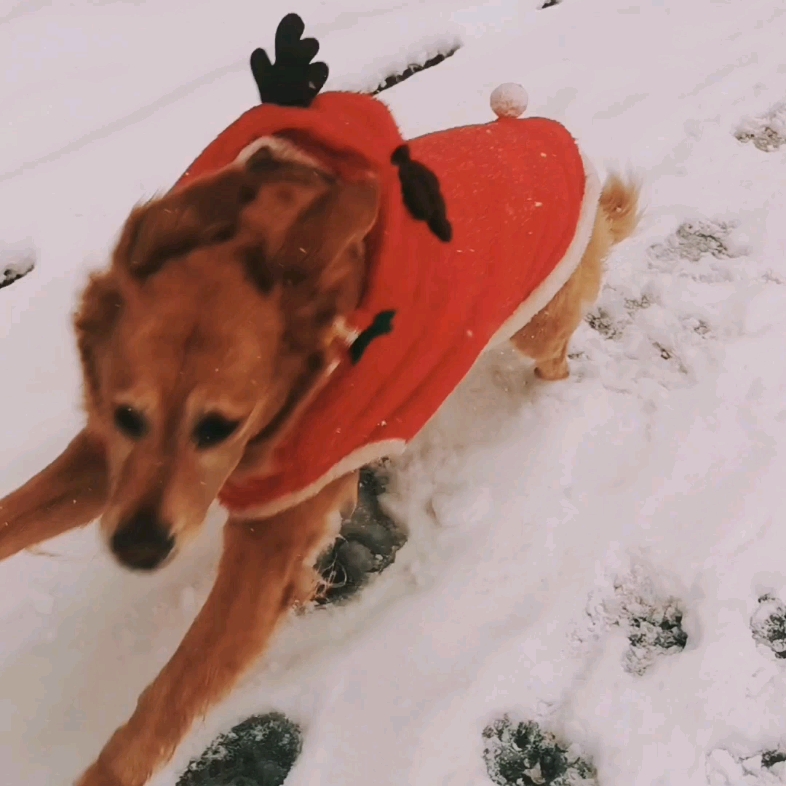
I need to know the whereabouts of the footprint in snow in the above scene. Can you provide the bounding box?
[584,287,694,380]
[610,571,688,677]
[580,216,757,392]
[483,716,597,786]
[315,461,408,605]
[648,219,744,266]
[177,713,301,786]
[751,594,786,660]
[735,101,786,152]
[578,565,688,676]
[707,746,786,784]
[623,595,688,676]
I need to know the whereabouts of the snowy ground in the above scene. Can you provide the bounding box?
[3,0,786,783]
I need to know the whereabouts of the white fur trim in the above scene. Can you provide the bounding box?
[228,438,407,520]
[235,136,326,171]
[487,153,601,347]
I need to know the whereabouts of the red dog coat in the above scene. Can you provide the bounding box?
[174,91,600,517]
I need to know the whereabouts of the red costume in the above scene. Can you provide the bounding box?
[174,90,600,517]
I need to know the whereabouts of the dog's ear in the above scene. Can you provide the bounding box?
[74,272,124,408]
[115,155,328,280]
[248,177,380,350]
[237,177,380,471]
[115,169,260,279]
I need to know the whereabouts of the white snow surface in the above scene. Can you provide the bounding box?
[0,238,36,287]
[3,0,786,784]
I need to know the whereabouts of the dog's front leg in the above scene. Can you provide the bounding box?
[76,471,359,786]
[0,429,108,562]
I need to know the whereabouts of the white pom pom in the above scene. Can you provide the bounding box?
[490,83,528,119]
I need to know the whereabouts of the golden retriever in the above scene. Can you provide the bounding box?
[0,137,638,785]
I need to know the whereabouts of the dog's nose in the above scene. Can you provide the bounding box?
[111,509,175,571]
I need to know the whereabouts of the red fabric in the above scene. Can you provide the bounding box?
[174,93,586,514]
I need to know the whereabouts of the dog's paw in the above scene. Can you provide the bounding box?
[177,713,301,786]
[315,463,407,605]
[483,716,597,786]
[534,358,570,381]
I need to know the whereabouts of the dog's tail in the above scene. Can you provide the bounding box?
[599,172,641,245]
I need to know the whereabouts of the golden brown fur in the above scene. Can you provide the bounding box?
[511,172,641,380]
[0,142,639,786]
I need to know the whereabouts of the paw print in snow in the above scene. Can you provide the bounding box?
[763,751,786,770]
[177,712,302,786]
[751,594,786,659]
[585,306,623,340]
[315,462,407,605]
[585,290,661,343]
[707,747,786,784]
[648,220,741,264]
[585,285,690,375]
[735,101,786,152]
[578,566,688,676]
[624,597,688,675]
[483,717,597,786]
[583,214,755,391]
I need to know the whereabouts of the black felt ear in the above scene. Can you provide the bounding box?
[392,146,452,242]
[250,13,329,108]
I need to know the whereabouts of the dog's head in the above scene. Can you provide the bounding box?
[75,146,380,571]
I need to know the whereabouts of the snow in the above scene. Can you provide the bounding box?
[0,239,36,289]
[3,0,786,784]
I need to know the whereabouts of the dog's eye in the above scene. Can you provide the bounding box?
[193,414,240,449]
[114,406,148,439]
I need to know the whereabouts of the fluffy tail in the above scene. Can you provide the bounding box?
[599,172,641,244]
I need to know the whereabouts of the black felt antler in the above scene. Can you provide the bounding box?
[249,16,452,244]
[392,146,452,242]
[250,13,329,108]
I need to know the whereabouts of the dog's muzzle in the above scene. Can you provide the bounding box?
[111,509,175,571]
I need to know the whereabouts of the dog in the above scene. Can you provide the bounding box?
[0,17,639,786]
